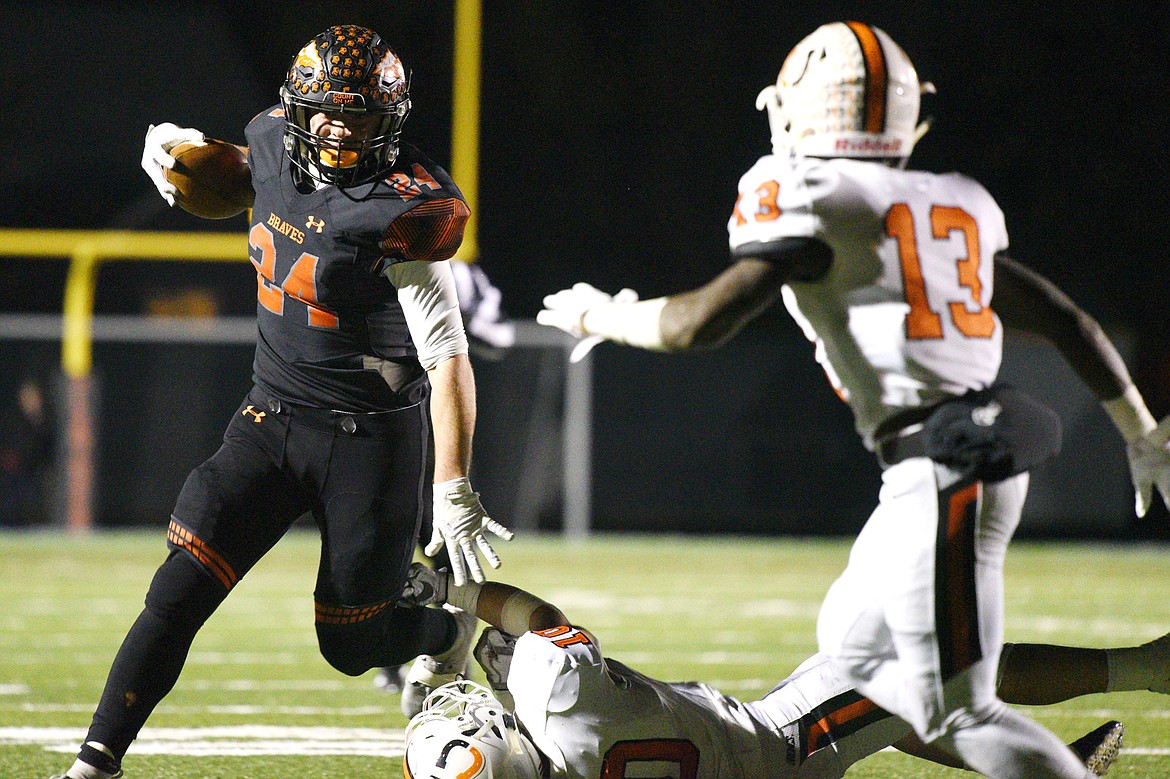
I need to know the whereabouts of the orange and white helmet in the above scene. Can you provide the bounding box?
[755,21,933,160]
[404,681,543,779]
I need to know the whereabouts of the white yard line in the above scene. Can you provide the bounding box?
[0,726,406,757]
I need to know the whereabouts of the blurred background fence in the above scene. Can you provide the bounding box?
[2,2,1168,540]
[0,288,1144,539]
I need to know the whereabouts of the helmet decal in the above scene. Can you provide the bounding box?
[437,739,486,778]
[758,21,929,160]
[373,50,408,102]
[279,25,412,186]
[293,41,323,71]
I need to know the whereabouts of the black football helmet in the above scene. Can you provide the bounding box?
[279,25,411,187]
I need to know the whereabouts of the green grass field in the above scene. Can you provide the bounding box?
[2,530,1170,778]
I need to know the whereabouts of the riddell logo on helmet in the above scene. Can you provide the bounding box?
[834,138,904,154]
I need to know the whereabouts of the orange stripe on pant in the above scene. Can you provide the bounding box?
[167,519,239,590]
[806,696,881,755]
[936,480,982,680]
[314,597,395,625]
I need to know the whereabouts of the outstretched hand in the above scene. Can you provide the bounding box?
[399,562,448,607]
[428,477,514,586]
[1127,415,1170,517]
[537,283,639,363]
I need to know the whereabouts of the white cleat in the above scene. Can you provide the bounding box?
[400,605,478,718]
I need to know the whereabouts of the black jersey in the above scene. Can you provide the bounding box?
[244,106,470,412]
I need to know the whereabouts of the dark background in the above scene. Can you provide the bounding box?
[3,2,1169,537]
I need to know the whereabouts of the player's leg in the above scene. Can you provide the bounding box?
[893,720,1124,776]
[820,462,1093,778]
[375,412,448,693]
[60,395,309,779]
[997,629,1170,705]
[921,472,1094,778]
[308,402,466,677]
[817,458,947,736]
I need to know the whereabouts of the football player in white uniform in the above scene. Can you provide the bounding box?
[400,565,1165,778]
[536,21,1170,779]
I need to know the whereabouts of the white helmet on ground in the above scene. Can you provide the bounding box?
[755,21,933,160]
[404,680,543,779]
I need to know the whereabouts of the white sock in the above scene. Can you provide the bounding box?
[65,759,105,779]
[67,742,118,779]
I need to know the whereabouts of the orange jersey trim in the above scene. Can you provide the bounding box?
[379,197,470,262]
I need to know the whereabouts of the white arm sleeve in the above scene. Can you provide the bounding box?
[383,260,469,370]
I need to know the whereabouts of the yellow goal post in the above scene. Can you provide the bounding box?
[0,228,249,532]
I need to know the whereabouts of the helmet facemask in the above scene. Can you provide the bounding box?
[756,21,933,163]
[279,25,411,187]
[404,680,543,779]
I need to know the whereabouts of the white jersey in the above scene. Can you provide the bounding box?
[727,155,1009,447]
[508,627,910,778]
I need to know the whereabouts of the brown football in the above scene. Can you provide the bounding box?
[165,140,252,219]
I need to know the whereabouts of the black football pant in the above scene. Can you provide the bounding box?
[84,387,457,760]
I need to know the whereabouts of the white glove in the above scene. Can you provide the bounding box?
[537,283,640,363]
[428,477,514,586]
[141,122,206,206]
[1127,415,1170,517]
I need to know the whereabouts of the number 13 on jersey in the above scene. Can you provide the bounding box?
[886,202,995,341]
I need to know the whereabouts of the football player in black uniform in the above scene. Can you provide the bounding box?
[54,25,512,779]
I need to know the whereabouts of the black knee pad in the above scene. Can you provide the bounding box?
[316,620,381,677]
[143,550,230,630]
[315,605,450,676]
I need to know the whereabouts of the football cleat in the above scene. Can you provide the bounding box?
[52,744,123,779]
[1069,720,1124,777]
[372,663,406,693]
[49,768,123,779]
[400,605,478,718]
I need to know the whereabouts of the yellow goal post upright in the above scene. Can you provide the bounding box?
[449,0,595,537]
[0,229,248,532]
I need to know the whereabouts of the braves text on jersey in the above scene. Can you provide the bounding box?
[244,106,470,412]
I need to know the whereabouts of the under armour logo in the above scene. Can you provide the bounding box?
[242,405,266,423]
[306,215,325,233]
[971,401,1002,427]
